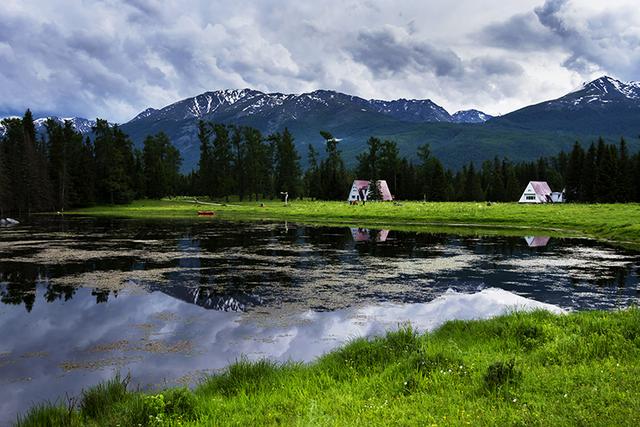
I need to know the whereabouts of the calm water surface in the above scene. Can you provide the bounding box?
[0,217,639,423]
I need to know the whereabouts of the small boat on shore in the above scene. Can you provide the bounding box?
[197,211,216,216]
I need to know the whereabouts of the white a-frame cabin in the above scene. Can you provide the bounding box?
[519,181,564,203]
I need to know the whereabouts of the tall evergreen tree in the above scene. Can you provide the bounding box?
[230,126,247,200]
[581,143,597,202]
[210,124,235,200]
[318,130,349,200]
[197,120,213,197]
[378,140,401,196]
[304,144,322,200]
[356,137,381,181]
[272,128,302,199]
[243,126,268,201]
[0,137,8,217]
[616,138,633,202]
[565,142,585,201]
[93,120,135,204]
[142,132,182,198]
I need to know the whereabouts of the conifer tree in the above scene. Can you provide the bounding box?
[273,128,302,199]
[304,144,321,200]
[230,126,247,200]
[318,130,348,200]
[581,143,597,202]
[142,132,182,198]
[243,126,267,201]
[211,124,235,200]
[565,142,584,201]
[379,140,401,196]
[93,120,135,204]
[197,120,213,197]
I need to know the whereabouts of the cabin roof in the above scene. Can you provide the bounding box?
[528,181,552,196]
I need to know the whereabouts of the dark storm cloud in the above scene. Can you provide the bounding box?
[478,12,559,50]
[349,27,464,77]
[471,56,524,76]
[1,0,638,121]
[479,0,640,79]
[534,0,570,37]
[347,25,524,106]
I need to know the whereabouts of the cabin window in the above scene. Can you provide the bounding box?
[525,195,536,200]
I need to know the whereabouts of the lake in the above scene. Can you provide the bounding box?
[1,217,639,423]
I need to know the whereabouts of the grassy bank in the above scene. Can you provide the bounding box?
[68,199,640,248]
[17,308,640,426]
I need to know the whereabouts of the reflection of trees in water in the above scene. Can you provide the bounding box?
[0,263,118,310]
[1,220,639,312]
[0,267,40,312]
[91,289,115,304]
[44,284,76,302]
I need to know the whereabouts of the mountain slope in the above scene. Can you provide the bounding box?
[490,76,640,135]
[4,76,639,172]
[452,109,493,123]
[118,89,496,170]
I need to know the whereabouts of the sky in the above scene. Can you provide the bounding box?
[1,0,639,122]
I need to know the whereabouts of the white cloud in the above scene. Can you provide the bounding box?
[0,0,638,121]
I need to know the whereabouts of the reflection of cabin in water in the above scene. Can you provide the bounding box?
[347,180,392,202]
[518,181,564,203]
[350,228,389,242]
[524,236,550,247]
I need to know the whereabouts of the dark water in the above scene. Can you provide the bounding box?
[0,217,639,424]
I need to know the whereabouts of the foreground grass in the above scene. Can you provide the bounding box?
[17,309,640,426]
[68,199,640,248]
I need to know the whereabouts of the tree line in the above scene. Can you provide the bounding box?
[186,122,640,203]
[349,135,640,203]
[2,111,640,215]
[0,110,182,215]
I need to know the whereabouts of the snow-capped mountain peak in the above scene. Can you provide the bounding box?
[0,116,97,137]
[125,88,496,128]
[549,75,640,110]
[131,108,158,122]
[578,76,639,100]
[452,109,493,123]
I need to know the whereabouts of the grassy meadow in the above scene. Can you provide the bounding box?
[17,308,640,426]
[25,199,636,425]
[68,199,640,248]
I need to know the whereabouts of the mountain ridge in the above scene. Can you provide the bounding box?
[126,88,491,125]
[2,76,639,171]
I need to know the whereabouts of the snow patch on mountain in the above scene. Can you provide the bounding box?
[0,116,97,137]
[560,76,640,109]
[452,109,493,123]
[128,89,490,126]
[131,108,158,122]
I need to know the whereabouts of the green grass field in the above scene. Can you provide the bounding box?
[35,199,640,426]
[17,309,640,426]
[69,199,640,248]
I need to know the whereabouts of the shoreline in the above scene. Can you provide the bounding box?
[66,199,640,250]
[16,308,640,426]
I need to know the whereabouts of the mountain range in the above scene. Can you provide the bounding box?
[2,76,639,170]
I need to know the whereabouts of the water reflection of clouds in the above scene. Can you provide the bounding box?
[2,221,639,316]
[0,287,562,424]
[500,245,636,279]
[1,214,639,422]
